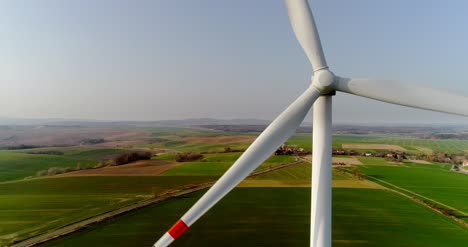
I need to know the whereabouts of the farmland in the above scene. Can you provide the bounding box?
[0,151,96,182]
[37,155,468,247]
[0,127,297,245]
[0,176,214,246]
[39,188,468,247]
[1,125,468,246]
[287,134,468,154]
[357,159,468,218]
[160,154,296,177]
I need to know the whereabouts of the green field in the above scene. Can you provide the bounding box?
[150,127,228,138]
[146,127,468,154]
[286,134,468,154]
[142,127,254,153]
[363,136,468,154]
[3,126,468,246]
[147,141,251,153]
[61,148,127,160]
[39,188,468,247]
[357,158,468,215]
[0,176,214,246]
[287,134,377,151]
[333,135,468,154]
[0,151,97,182]
[160,154,296,177]
[250,162,350,181]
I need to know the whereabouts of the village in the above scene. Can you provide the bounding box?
[274,144,468,171]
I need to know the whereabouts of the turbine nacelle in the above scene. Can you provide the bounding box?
[312,69,336,94]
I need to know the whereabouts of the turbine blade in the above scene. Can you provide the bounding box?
[335,77,468,116]
[153,86,321,247]
[285,0,328,71]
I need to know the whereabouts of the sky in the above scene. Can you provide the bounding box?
[1,0,467,124]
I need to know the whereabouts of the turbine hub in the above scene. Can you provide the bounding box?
[312,70,336,94]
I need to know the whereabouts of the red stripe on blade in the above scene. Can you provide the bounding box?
[168,220,189,240]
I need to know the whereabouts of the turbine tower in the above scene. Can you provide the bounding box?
[154,0,468,246]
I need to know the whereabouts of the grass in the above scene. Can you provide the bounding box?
[0,176,215,246]
[39,188,468,247]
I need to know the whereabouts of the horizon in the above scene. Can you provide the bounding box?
[1,115,468,127]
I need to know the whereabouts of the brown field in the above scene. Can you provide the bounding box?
[406,159,432,164]
[301,156,362,165]
[239,179,310,188]
[239,179,380,189]
[182,136,255,145]
[95,131,153,148]
[96,140,150,148]
[104,131,152,141]
[54,160,178,177]
[332,157,363,165]
[342,143,407,151]
[0,126,153,149]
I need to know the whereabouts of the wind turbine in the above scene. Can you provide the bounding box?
[154,0,468,246]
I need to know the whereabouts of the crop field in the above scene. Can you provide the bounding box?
[365,136,468,154]
[150,127,229,138]
[287,134,378,151]
[335,135,468,154]
[141,127,255,153]
[143,128,254,153]
[147,128,468,155]
[0,151,97,182]
[3,126,468,246]
[342,144,407,151]
[357,158,468,216]
[146,140,252,153]
[61,148,127,160]
[55,160,178,177]
[39,188,468,247]
[0,176,214,246]
[160,154,296,177]
[240,162,378,189]
[287,134,468,154]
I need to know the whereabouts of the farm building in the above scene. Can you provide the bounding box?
[463,160,468,167]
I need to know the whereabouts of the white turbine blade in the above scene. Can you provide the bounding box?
[285,0,328,71]
[336,77,468,116]
[153,86,321,247]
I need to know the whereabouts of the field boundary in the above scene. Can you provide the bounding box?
[11,159,305,247]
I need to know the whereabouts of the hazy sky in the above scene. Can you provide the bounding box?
[1,0,467,124]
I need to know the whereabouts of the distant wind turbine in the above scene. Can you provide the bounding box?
[154,0,468,246]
